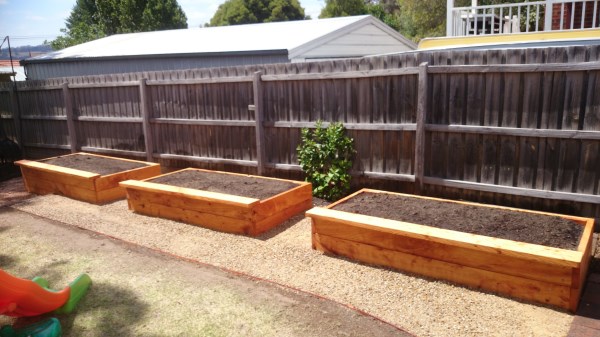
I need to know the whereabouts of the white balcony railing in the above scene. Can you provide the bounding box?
[447,0,600,36]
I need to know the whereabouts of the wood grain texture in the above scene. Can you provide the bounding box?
[121,168,312,236]
[312,232,572,309]
[15,153,160,204]
[307,188,595,311]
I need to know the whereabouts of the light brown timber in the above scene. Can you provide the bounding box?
[306,188,595,312]
[120,168,312,236]
[15,152,160,204]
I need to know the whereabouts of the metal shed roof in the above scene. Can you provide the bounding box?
[24,15,415,64]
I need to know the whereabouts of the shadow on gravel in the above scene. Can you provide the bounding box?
[0,254,17,268]
[257,212,306,241]
[257,197,331,241]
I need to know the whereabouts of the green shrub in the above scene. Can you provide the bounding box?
[297,120,355,201]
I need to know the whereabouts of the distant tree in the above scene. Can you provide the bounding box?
[50,0,187,50]
[398,0,471,41]
[209,0,306,26]
[397,0,446,41]
[365,2,400,31]
[318,0,366,18]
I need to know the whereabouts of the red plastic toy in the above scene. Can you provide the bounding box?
[0,269,91,317]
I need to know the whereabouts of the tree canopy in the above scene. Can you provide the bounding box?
[318,0,400,31]
[50,0,188,50]
[209,0,306,26]
[318,0,366,18]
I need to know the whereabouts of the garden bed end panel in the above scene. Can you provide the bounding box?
[306,188,595,312]
[15,153,161,204]
[120,168,312,236]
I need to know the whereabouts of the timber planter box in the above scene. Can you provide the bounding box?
[306,188,595,312]
[119,168,312,236]
[15,153,161,204]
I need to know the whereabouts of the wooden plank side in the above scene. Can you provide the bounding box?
[126,198,254,235]
[16,164,98,191]
[95,163,161,190]
[15,159,99,180]
[95,185,127,204]
[306,206,583,267]
[253,183,312,218]
[312,216,573,285]
[124,188,254,221]
[313,233,572,310]
[120,179,258,207]
[252,198,313,236]
[571,218,595,311]
[22,173,99,203]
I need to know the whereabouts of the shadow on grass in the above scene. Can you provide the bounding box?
[0,254,17,268]
[13,282,154,337]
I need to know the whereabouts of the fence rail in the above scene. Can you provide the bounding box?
[1,46,599,220]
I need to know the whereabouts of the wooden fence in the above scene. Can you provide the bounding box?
[1,45,599,220]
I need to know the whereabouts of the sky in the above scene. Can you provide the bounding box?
[0,0,325,48]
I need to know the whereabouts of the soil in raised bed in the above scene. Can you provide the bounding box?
[332,192,584,250]
[41,154,148,176]
[148,169,300,200]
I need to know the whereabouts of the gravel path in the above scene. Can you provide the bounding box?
[13,194,575,337]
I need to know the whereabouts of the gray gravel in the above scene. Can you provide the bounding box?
[13,195,574,337]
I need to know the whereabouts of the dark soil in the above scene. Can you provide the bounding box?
[149,169,300,200]
[332,192,584,250]
[41,154,148,176]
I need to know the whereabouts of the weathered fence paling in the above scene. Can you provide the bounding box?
[62,83,77,153]
[253,71,266,176]
[0,46,599,219]
[139,78,153,163]
[414,62,429,192]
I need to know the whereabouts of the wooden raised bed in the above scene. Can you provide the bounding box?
[306,188,595,312]
[119,168,312,236]
[15,153,161,204]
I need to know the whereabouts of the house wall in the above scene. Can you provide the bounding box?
[293,24,414,61]
[24,54,289,80]
[552,2,600,30]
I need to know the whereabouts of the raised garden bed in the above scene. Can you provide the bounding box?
[306,188,595,312]
[119,168,312,236]
[15,153,161,204]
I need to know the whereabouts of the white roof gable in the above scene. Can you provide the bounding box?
[27,15,415,61]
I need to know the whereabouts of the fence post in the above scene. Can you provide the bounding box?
[544,0,553,31]
[62,83,78,153]
[415,62,428,194]
[9,86,22,151]
[253,71,266,175]
[446,0,455,36]
[139,78,154,163]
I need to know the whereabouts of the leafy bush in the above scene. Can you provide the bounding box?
[297,121,355,201]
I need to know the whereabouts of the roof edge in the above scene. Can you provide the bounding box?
[21,49,290,65]
[289,15,417,59]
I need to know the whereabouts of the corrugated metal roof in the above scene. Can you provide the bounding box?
[25,16,377,62]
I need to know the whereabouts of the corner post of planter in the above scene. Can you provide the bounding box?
[415,62,429,194]
[62,82,78,153]
[139,78,154,163]
[253,71,266,176]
